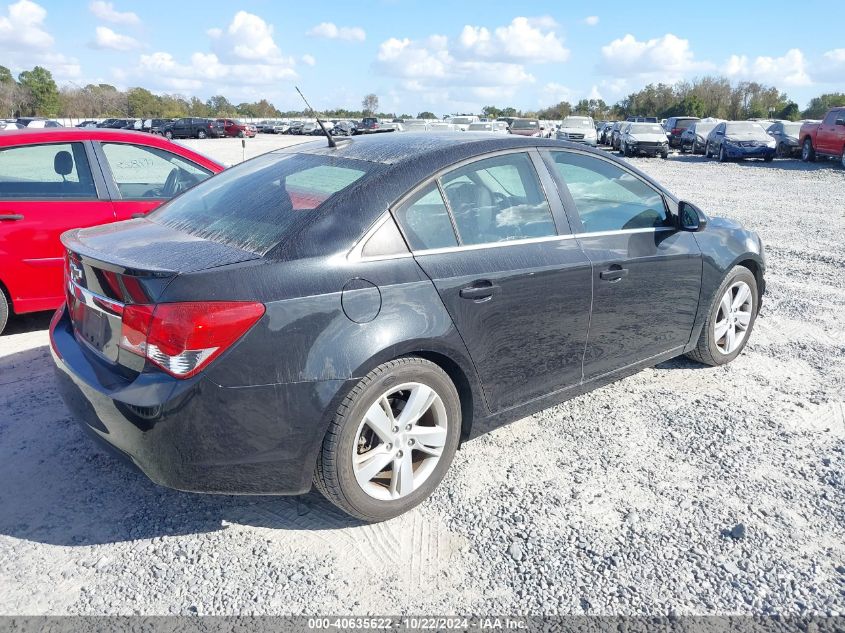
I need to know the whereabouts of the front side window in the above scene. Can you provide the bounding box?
[550,152,669,232]
[0,142,96,199]
[101,143,213,199]
[393,182,457,251]
[440,153,556,245]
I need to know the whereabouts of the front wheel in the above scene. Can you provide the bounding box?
[840,146,845,169]
[704,142,711,158]
[718,145,727,162]
[686,266,759,366]
[314,357,461,521]
[197,129,207,139]
[164,130,173,140]
[0,291,8,335]
[776,142,789,158]
[801,138,815,162]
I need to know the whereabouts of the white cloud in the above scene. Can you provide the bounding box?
[724,48,811,87]
[301,53,316,66]
[457,16,569,63]
[92,25,139,51]
[307,22,366,42]
[588,85,602,100]
[129,11,299,94]
[88,1,139,26]
[815,48,845,82]
[599,33,712,80]
[584,16,599,26]
[542,82,574,103]
[0,0,52,49]
[0,0,80,81]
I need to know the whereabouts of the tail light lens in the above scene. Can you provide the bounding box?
[119,302,265,378]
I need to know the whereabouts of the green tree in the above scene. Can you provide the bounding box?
[803,93,845,119]
[418,111,436,119]
[206,95,235,115]
[18,66,59,116]
[188,96,208,116]
[481,105,501,119]
[500,106,517,118]
[127,87,159,117]
[0,65,12,84]
[778,102,800,121]
[665,95,706,118]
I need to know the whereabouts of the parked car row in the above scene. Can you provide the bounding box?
[593,108,844,167]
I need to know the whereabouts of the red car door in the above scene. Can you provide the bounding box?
[94,140,218,220]
[0,141,115,314]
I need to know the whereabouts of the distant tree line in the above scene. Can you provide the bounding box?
[2,65,842,123]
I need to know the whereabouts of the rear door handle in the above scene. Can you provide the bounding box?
[0,214,24,221]
[599,267,629,282]
[459,281,499,301]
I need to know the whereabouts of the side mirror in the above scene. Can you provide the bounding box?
[678,201,708,232]
[715,130,724,135]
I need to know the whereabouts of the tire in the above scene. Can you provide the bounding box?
[0,290,8,335]
[801,138,816,162]
[686,266,759,367]
[165,130,173,140]
[314,357,461,522]
[704,142,711,158]
[718,145,727,162]
[841,146,845,169]
[661,150,669,159]
[238,131,245,138]
[764,154,773,163]
[196,129,207,139]
[776,142,789,158]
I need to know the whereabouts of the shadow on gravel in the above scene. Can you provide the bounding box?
[2,310,53,336]
[668,153,844,171]
[0,347,364,547]
[654,356,710,370]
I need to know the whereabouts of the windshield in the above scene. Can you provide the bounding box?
[695,122,719,136]
[511,119,538,129]
[468,123,493,131]
[450,117,474,124]
[561,118,593,128]
[782,123,801,136]
[151,153,379,256]
[726,122,765,134]
[630,124,665,134]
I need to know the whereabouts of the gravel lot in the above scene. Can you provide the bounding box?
[1,137,843,616]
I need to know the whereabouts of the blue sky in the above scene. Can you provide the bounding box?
[1,0,843,115]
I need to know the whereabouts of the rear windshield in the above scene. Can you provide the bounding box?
[511,119,539,129]
[151,152,379,255]
[672,118,697,129]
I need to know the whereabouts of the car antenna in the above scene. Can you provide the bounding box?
[295,86,336,148]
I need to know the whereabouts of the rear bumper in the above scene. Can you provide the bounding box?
[50,305,350,495]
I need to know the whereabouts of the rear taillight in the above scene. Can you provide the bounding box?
[119,302,265,378]
[672,128,682,134]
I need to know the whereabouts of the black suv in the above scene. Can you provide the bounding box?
[161,117,224,139]
[664,116,700,148]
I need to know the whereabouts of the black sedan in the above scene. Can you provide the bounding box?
[50,134,765,521]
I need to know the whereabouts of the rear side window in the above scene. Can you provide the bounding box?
[152,152,377,255]
[101,143,212,199]
[440,153,556,245]
[550,152,668,232]
[0,142,96,199]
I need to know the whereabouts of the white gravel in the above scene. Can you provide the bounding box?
[1,139,843,616]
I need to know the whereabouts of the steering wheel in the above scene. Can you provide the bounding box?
[162,168,180,197]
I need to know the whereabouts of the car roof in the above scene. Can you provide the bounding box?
[0,127,224,168]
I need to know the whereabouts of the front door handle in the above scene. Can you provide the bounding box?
[599,267,629,282]
[0,213,24,221]
[459,281,499,301]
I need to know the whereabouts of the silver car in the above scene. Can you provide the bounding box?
[555,116,597,146]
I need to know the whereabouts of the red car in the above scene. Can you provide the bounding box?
[216,118,257,138]
[0,128,223,333]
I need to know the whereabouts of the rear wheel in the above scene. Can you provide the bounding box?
[801,138,815,162]
[686,266,758,366]
[840,146,845,169]
[314,357,461,521]
[196,129,207,139]
[165,130,173,140]
[0,290,8,335]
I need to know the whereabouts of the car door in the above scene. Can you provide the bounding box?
[392,150,593,413]
[542,149,702,380]
[817,110,838,154]
[0,141,114,313]
[94,141,216,220]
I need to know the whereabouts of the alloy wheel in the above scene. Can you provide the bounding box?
[714,281,754,355]
[352,382,448,501]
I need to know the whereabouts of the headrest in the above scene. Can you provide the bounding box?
[54,151,73,176]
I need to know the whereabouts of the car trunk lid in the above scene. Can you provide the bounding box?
[60,219,260,363]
